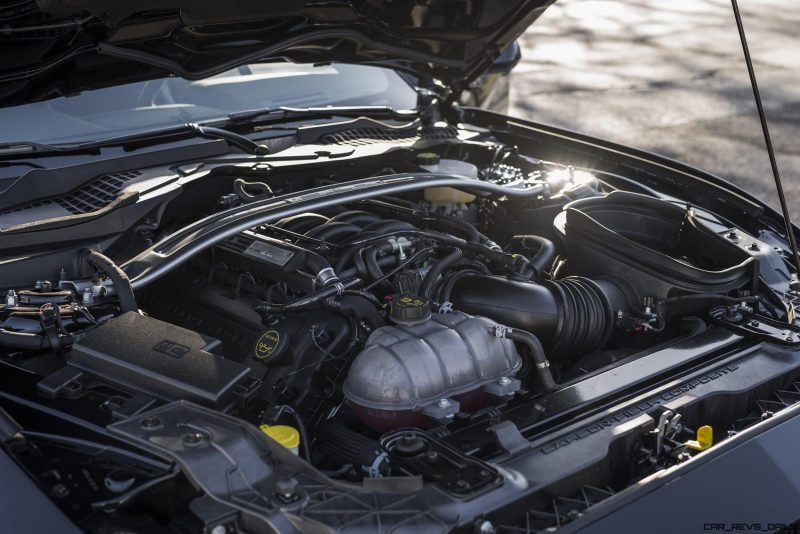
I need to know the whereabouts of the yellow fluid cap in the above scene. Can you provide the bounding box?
[260,424,300,450]
[697,425,713,449]
[686,425,713,451]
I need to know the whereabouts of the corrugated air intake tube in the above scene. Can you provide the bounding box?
[447,274,627,358]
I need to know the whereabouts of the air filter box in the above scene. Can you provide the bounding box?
[69,312,251,407]
[554,191,758,298]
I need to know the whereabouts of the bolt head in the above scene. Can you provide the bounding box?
[499,376,512,386]
[475,520,496,534]
[182,432,204,446]
[140,416,162,430]
[275,477,299,503]
[210,526,227,534]
[52,483,69,499]
[438,398,451,408]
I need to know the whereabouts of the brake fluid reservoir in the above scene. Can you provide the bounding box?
[417,152,479,204]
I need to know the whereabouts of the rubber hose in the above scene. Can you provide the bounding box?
[255,278,361,314]
[363,247,436,291]
[286,408,311,461]
[0,329,48,350]
[340,221,417,244]
[501,327,556,393]
[316,421,390,477]
[233,178,272,203]
[418,248,463,299]
[303,250,339,287]
[339,256,395,281]
[0,328,72,351]
[84,249,137,313]
[335,233,416,272]
[437,267,489,303]
[363,247,385,283]
[327,295,386,330]
[437,216,480,242]
[352,248,369,280]
[342,289,383,307]
[509,235,556,278]
[450,274,620,358]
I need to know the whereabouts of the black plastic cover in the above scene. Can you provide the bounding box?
[554,191,758,297]
[69,312,250,407]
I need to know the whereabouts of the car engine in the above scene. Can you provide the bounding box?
[0,137,789,531]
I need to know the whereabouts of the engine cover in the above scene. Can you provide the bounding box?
[343,311,520,432]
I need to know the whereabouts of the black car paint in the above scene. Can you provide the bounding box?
[560,389,800,534]
[0,0,552,107]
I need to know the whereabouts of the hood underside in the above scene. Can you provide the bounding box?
[0,0,555,107]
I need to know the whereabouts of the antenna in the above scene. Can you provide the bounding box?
[730,0,800,280]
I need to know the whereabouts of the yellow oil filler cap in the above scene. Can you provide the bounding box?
[260,424,300,455]
[685,425,713,451]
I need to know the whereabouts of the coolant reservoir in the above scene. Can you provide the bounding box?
[343,306,521,432]
[417,152,479,204]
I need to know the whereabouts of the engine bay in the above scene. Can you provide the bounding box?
[1,125,798,532]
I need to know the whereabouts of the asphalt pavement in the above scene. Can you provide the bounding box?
[510,0,799,214]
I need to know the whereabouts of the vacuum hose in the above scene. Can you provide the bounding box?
[508,235,556,279]
[84,249,137,313]
[498,326,556,393]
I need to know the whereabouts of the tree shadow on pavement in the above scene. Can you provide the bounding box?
[511,0,799,212]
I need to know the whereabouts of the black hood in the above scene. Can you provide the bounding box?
[0,0,554,108]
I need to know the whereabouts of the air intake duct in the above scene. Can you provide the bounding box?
[448,274,627,358]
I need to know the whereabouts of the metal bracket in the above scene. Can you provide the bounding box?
[711,306,800,346]
[484,376,521,397]
[422,398,460,420]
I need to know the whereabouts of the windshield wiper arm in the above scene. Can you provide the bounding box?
[0,140,72,155]
[69,122,270,154]
[0,106,417,159]
[0,122,269,158]
[227,105,419,124]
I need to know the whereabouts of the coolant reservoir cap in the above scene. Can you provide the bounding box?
[260,424,300,450]
[390,295,431,325]
[393,432,428,456]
